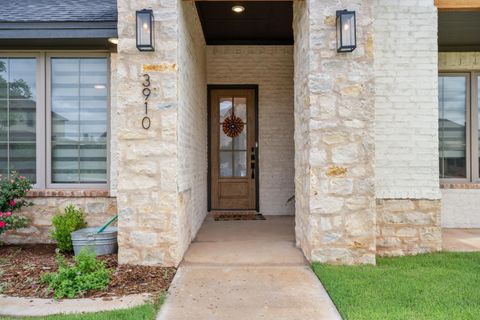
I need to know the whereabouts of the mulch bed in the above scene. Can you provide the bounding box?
[0,244,176,299]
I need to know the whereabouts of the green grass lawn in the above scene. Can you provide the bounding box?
[313,252,480,320]
[0,295,165,320]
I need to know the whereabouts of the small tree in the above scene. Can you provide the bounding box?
[0,172,31,236]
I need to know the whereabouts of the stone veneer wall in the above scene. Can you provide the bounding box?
[177,1,208,254]
[376,199,441,256]
[373,0,441,256]
[439,52,480,228]
[293,0,376,265]
[292,0,312,259]
[206,45,295,215]
[116,0,181,266]
[1,192,117,244]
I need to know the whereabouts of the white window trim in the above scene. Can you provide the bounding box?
[0,51,110,190]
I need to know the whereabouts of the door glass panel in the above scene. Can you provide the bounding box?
[219,151,233,177]
[219,97,232,120]
[438,75,467,179]
[234,97,247,120]
[233,124,246,150]
[219,124,232,150]
[233,151,247,177]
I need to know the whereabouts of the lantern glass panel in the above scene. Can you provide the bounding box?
[341,13,355,47]
[136,11,153,50]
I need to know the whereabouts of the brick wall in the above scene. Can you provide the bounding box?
[206,46,295,215]
[177,0,208,255]
[373,0,442,255]
[373,0,440,200]
[439,51,480,228]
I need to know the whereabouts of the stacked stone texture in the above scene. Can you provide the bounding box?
[116,0,181,266]
[294,0,376,265]
[2,196,117,243]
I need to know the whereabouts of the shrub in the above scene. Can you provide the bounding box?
[0,172,32,236]
[51,204,87,252]
[41,248,110,299]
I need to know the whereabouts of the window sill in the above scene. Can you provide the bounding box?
[27,189,110,198]
[440,183,480,190]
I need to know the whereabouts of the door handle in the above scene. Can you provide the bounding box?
[251,144,257,179]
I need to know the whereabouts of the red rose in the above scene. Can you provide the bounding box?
[0,221,6,228]
[9,200,16,206]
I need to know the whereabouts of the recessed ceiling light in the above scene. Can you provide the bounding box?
[232,5,245,13]
[108,37,119,45]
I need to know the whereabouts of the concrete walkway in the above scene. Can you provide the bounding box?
[0,293,152,317]
[443,228,480,252]
[157,216,341,320]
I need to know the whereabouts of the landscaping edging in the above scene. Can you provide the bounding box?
[0,293,153,317]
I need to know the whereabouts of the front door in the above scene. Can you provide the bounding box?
[210,88,257,210]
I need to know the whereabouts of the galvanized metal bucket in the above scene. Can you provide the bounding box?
[71,227,118,256]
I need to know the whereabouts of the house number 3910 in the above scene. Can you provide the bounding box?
[142,74,151,130]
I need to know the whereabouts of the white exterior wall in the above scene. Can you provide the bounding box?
[439,52,480,228]
[177,1,208,252]
[206,46,295,215]
[442,189,480,228]
[374,0,440,200]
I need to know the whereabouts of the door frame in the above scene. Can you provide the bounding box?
[207,84,259,212]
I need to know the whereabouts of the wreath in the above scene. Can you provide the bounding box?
[223,112,244,138]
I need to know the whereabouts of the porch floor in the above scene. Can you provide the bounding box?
[157,215,341,320]
[443,228,480,252]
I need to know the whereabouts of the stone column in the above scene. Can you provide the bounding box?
[294,0,376,265]
[116,0,181,266]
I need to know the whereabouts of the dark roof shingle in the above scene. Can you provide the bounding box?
[0,0,117,23]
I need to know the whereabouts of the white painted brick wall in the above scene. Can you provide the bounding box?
[374,0,440,199]
[439,52,480,228]
[177,1,208,253]
[207,46,295,215]
[441,189,480,228]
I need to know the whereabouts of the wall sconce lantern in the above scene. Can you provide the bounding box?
[336,10,356,53]
[136,9,154,51]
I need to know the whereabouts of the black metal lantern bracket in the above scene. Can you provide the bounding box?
[336,10,357,53]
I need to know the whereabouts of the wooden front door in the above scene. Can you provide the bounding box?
[210,87,257,210]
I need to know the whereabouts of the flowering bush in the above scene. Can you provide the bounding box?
[0,172,32,236]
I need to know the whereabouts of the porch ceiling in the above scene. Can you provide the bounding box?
[195,1,293,45]
[439,11,480,51]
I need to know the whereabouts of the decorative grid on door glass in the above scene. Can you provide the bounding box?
[219,96,247,177]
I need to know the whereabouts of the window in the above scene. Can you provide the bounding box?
[439,72,480,182]
[0,53,109,188]
[0,57,38,183]
[49,57,108,184]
